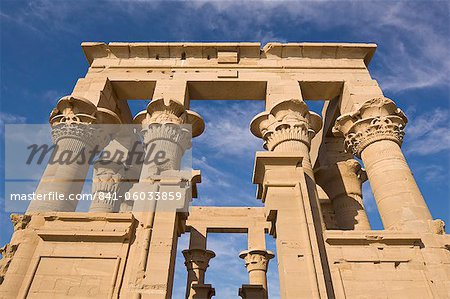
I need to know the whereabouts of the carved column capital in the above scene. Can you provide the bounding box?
[182,248,216,273]
[316,159,366,199]
[92,162,126,193]
[50,95,121,125]
[89,161,128,213]
[134,98,205,137]
[250,99,322,151]
[49,95,120,148]
[239,249,274,273]
[49,96,97,125]
[134,98,205,172]
[333,97,407,157]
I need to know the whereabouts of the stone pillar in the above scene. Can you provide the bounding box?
[239,249,274,298]
[27,96,120,213]
[128,98,204,299]
[183,248,216,299]
[315,159,371,230]
[251,99,323,213]
[251,99,332,298]
[333,97,433,232]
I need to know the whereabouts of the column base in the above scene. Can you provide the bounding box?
[191,283,215,299]
[238,284,265,299]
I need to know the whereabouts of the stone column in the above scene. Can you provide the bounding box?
[88,161,127,213]
[89,127,141,213]
[27,96,120,213]
[333,97,433,232]
[251,99,325,230]
[315,159,371,230]
[129,98,204,299]
[182,227,216,299]
[251,99,332,298]
[239,249,274,298]
[183,248,216,299]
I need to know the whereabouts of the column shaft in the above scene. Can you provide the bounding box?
[128,97,205,298]
[316,160,371,230]
[28,137,93,212]
[361,140,432,231]
[239,249,274,298]
[334,97,434,232]
[27,95,119,213]
[333,193,370,230]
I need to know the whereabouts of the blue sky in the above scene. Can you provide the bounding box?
[1,1,449,298]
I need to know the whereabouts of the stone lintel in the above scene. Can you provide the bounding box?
[39,211,134,222]
[324,230,423,247]
[186,207,269,233]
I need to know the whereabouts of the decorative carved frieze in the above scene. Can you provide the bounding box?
[89,161,128,212]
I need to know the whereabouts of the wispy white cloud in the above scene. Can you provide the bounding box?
[193,156,232,188]
[4,1,447,92]
[193,101,263,158]
[42,89,64,104]
[404,107,450,155]
[0,112,26,127]
[183,1,449,92]
[414,164,447,183]
[189,101,264,206]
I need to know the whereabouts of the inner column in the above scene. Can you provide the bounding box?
[251,97,331,298]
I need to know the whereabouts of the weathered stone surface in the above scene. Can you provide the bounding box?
[1,41,447,299]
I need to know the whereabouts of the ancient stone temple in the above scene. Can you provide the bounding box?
[1,42,449,299]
